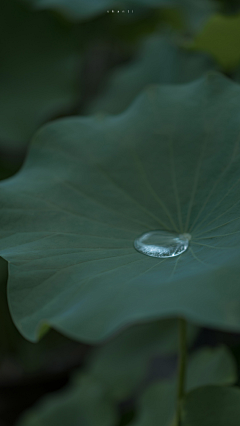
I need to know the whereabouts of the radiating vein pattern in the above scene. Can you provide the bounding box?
[1,73,240,342]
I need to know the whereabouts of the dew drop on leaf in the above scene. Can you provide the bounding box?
[134,230,191,259]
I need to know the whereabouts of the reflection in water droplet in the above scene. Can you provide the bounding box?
[134,230,191,259]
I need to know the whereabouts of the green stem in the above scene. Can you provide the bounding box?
[176,318,187,426]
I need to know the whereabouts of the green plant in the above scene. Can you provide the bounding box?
[1,1,240,425]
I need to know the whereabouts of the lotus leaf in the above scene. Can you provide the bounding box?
[1,74,240,342]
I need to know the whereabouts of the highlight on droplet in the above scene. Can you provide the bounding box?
[134,230,191,259]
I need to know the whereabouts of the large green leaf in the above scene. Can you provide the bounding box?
[1,73,240,342]
[87,319,197,400]
[87,35,215,115]
[181,385,240,426]
[0,0,80,149]
[193,13,240,70]
[17,374,117,426]
[131,346,237,426]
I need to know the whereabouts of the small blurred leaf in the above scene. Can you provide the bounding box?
[131,381,176,426]
[17,374,117,426]
[182,385,240,426]
[87,319,198,400]
[130,346,237,426]
[193,13,240,70]
[87,35,216,115]
[186,346,237,390]
[180,0,219,33]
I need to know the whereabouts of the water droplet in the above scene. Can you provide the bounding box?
[134,230,191,259]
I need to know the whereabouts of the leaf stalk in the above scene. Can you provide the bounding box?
[176,317,187,426]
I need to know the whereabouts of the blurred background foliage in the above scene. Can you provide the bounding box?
[2,0,240,424]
